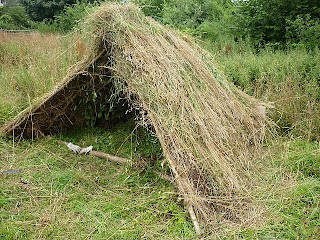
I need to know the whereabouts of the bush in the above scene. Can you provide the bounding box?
[134,0,165,21]
[6,6,31,28]
[32,20,58,33]
[235,0,320,49]
[0,6,31,29]
[134,0,236,43]
[0,6,4,16]
[54,0,98,33]
[0,14,14,24]
[286,15,320,50]
[21,0,78,22]
[161,0,235,42]
[161,0,210,30]
[0,15,16,29]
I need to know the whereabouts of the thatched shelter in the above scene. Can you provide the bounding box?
[2,3,270,233]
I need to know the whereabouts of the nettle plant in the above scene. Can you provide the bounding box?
[73,84,164,163]
[135,126,163,161]
[74,84,129,127]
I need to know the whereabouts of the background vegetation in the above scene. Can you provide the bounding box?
[2,0,320,49]
[0,0,319,238]
[1,0,318,139]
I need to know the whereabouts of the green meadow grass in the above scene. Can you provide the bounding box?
[0,125,195,239]
[1,132,319,239]
[0,32,319,239]
[225,139,320,239]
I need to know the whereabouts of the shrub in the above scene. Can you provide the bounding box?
[32,20,58,33]
[286,15,320,50]
[21,0,78,22]
[235,0,320,49]
[0,6,4,16]
[133,0,165,21]
[0,14,16,29]
[0,6,31,29]
[6,6,31,28]
[161,0,211,30]
[134,0,235,43]
[54,0,97,33]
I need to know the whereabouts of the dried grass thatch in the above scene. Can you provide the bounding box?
[2,3,271,232]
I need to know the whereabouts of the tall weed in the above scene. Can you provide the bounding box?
[0,32,78,124]
[213,47,320,140]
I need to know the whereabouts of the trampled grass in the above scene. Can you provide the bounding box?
[1,31,319,239]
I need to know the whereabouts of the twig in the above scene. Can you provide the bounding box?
[91,150,129,164]
[187,203,201,235]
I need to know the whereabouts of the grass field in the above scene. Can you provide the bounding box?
[0,32,319,239]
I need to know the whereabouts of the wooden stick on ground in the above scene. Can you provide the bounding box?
[187,204,201,235]
[56,139,129,164]
[91,150,129,164]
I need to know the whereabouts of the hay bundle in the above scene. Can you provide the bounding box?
[3,3,269,231]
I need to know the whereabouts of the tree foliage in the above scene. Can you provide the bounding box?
[8,0,320,50]
[136,0,235,41]
[134,0,165,21]
[54,0,97,32]
[236,0,320,48]
[20,0,96,21]
[4,0,20,8]
[0,5,31,29]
